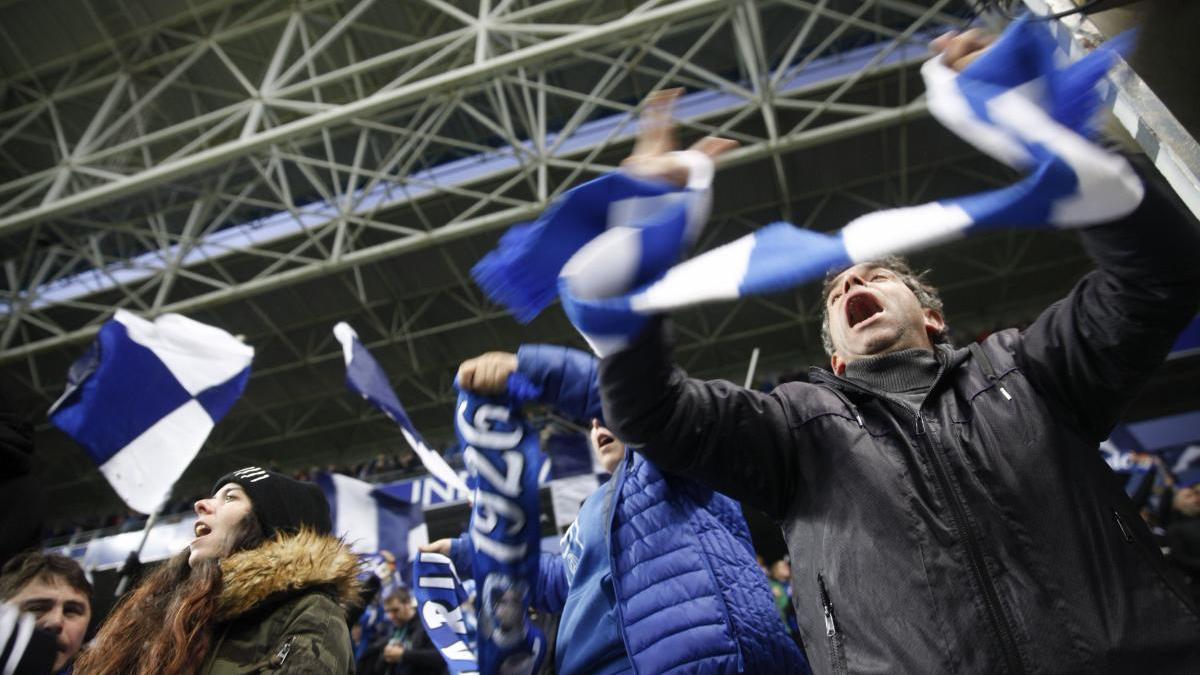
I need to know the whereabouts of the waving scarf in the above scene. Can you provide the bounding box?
[471,18,1142,356]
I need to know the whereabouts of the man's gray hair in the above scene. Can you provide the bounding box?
[819,256,948,356]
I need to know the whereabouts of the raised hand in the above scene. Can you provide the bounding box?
[456,351,518,395]
[931,28,996,72]
[418,538,454,555]
[620,88,738,186]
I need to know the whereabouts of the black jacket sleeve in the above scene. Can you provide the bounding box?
[599,320,802,518]
[1015,157,1200,443]
[400,620,448,673]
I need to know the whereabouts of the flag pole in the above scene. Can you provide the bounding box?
[743,347,761,389]
[113,490,170,596]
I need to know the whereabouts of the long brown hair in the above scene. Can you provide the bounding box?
[74,515,264,675]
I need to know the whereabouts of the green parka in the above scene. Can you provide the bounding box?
[200,529,361,674]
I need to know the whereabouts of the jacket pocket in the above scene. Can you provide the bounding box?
[1111,508,1199,617]
[818,573,848,675]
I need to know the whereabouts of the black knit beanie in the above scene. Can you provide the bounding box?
[212,466,332,538]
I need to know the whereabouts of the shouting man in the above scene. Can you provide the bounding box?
[595,33,1200,674]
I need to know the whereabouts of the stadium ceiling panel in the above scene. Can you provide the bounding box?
[5,0,1151,520]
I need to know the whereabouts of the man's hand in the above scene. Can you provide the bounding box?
[931,28,996,72]
[620,88,738,187]
[456,352,517,395]
[419,538,454,556]
[383,643,405,663]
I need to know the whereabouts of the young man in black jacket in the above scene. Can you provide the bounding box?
[596,33,1200,675]
[360,588,445,675]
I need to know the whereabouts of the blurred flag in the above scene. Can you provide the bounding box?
[333,322,468,493]
[315,471,427,581]
[49,310,252,514]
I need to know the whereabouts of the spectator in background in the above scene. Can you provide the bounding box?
[1166,477,1200,604]
[768,557,801,644]
[0,551,93,674]
[360,588,444,675]
[1,602,60,675]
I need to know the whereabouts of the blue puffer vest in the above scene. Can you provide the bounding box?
[518,344,809,674]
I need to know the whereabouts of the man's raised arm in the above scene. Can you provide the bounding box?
[1016,156,1200,442]
[599,319,803,518]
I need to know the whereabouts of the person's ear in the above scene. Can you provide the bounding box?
[830,352,846,376]
[923,308,945,343]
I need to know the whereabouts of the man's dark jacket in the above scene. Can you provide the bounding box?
[598,165,1200,674]
[359,618,445,675]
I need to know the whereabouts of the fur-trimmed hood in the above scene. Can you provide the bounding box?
[216,528,362,621]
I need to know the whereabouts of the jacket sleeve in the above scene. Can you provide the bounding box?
[402,620,450,671]
[448,531,474,577]
[516,344,603,423]
[532,552,570,614]
[453,527,568,613]
[1014,157,1200,444]
[599,320,803,519]
[277,595,354,674]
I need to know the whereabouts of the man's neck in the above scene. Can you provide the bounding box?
[841,347,940,395]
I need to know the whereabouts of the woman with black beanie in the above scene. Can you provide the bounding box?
[75,466,361,675]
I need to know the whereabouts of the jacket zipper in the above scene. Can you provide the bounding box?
[269,635,294,668]
[914,413,1025,674]
[811,368,1026,672]
[1112,509,1135,542]
[817,573,848,675]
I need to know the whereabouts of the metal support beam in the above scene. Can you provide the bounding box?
[1024,0,1200,219]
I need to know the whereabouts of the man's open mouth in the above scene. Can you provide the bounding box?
[846,292,883,329]
[596,433,616,450]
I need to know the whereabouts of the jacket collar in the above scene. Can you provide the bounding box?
[808,344,969,401]
[216,528,362,621]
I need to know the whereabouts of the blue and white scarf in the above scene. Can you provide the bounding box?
[472,18,1142,356]
[456,388,546,674]
[413,389,546,674]
[414,551,480,674]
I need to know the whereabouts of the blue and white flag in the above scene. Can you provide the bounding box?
[414,551,480,674]
[315,472,427,577]
[333,322,469,493]
[49,310,252,513]
[473,18,1143,356]
[456,388,546,674]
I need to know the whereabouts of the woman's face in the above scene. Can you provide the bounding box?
[189,483,254,567]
